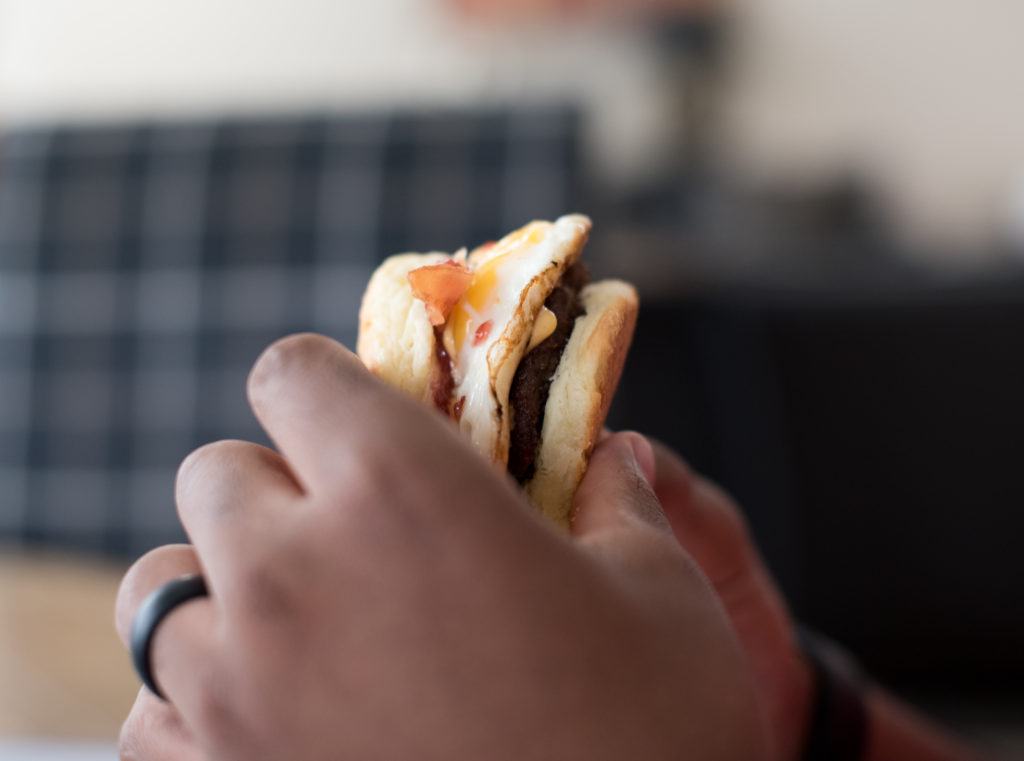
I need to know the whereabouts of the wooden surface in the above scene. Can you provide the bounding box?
[0,550,139,739]
[2,550,1020,755]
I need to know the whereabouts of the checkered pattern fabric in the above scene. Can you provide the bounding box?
[0,109,582,558]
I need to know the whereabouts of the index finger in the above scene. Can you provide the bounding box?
[245,333,493,507]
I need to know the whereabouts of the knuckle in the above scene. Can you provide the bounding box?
[115,545,193,643]
[247,332,332,401]
[175,439,252,503]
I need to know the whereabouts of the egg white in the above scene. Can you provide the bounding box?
[444,214,591,465]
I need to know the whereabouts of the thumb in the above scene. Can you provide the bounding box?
[571,431,670,537]
[648,440,761,591]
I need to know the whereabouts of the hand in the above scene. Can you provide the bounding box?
[624,441,813,761]
[115,333,764,761]
[611,443,997,761]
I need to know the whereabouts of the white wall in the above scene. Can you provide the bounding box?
[719,0,1024,256]
[1,0,549,116]
[0,0,672,186]
[3,0,1024,256]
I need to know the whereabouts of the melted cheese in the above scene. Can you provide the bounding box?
[527,306,557,352]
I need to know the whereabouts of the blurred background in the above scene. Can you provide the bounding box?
[1,0,1022,757]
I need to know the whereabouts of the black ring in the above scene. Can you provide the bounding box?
[130,573,208,700]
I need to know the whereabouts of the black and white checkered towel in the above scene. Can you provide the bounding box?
[0,108,582,557]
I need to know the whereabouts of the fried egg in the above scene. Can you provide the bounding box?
[442,214,591,465]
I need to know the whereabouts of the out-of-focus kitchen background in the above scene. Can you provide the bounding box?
[1,0,1022,757]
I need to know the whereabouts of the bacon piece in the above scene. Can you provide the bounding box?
[407,259,472,326]
[430,329,456,413]
[473,320,493,346]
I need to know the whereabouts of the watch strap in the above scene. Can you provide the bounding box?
[799,627,869,761]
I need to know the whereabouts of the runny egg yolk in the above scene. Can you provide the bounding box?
[448,223,549,356]
[448,255,499,355]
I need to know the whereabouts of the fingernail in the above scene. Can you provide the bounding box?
[629,434,656,486]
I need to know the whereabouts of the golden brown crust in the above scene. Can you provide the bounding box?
[524,279,639,528]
